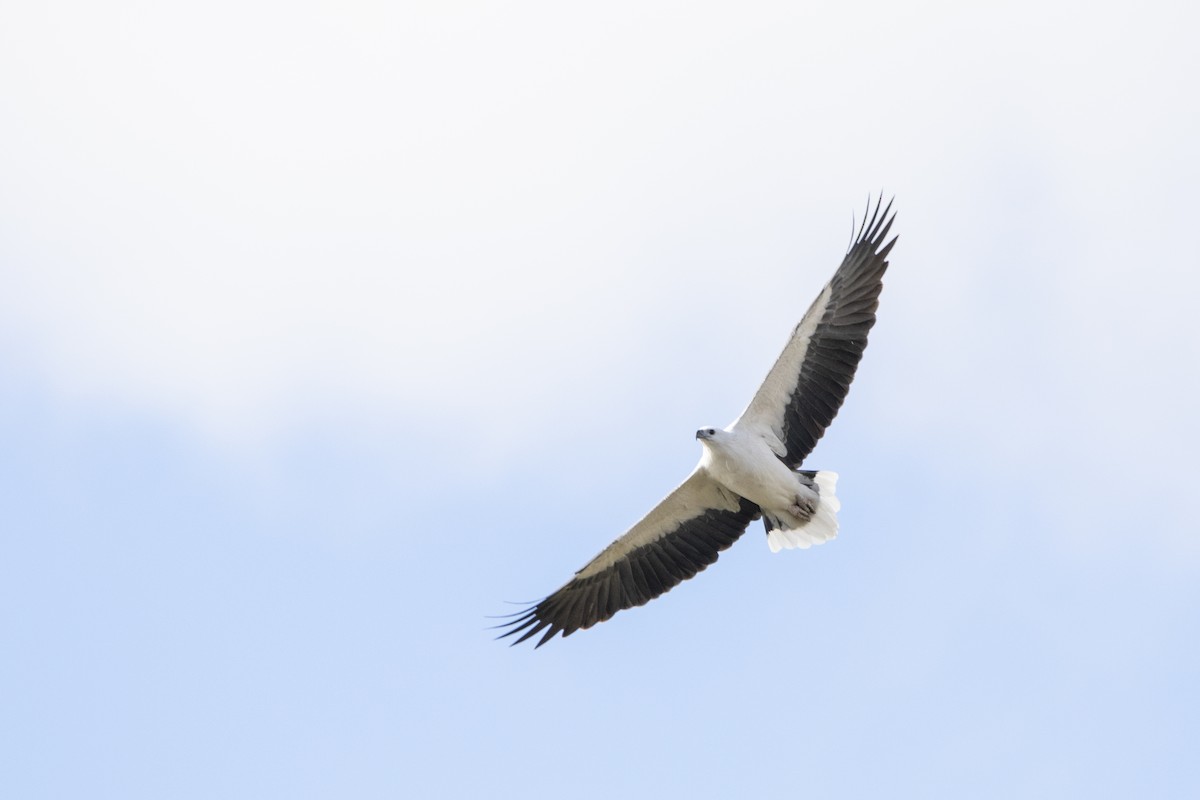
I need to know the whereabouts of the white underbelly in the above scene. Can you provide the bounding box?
[702,440,802,510]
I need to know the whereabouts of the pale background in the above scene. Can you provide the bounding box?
[2,2,1198,797]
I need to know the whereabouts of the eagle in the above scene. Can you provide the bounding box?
[497,197,897,647]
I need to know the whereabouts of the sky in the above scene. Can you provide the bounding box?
[2,1,1198,797]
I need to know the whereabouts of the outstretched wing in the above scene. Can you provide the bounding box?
[497,470,760,647]
[733,197,897,468]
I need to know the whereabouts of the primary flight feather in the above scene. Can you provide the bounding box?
[498,197,897,647]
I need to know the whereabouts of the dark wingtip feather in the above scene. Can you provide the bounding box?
[847,193,895,254]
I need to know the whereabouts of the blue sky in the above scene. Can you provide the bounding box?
[2,2,1198,798]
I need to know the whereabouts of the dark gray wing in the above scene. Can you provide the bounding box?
[497,470,760,647]
[732,197,897,468]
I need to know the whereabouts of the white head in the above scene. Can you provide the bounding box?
[695,427,731,468]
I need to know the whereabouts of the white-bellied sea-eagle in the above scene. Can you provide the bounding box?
[497,197,897,647]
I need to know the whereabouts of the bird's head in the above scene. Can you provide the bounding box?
[695,427,720,442]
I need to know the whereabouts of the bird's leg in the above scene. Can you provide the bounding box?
[788,495,816,520]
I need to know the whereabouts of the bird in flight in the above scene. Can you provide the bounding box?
[497,197,897,647]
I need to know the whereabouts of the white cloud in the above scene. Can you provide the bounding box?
[1,1,1196,468]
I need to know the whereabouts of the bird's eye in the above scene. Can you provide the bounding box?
[706,428,715,435]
